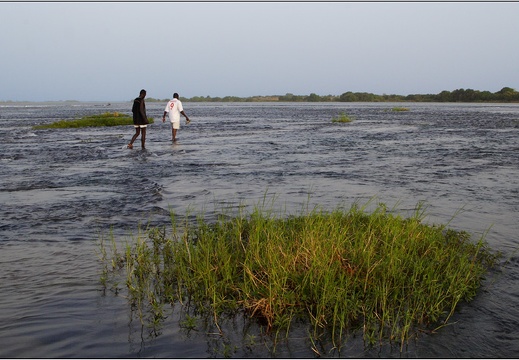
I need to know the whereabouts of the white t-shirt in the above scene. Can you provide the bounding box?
[164,98,183,122]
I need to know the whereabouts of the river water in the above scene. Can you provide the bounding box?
[0,101,518,357]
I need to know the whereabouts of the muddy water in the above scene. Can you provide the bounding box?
[0,101,518,357]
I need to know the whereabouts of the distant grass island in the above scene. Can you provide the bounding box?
[33,112,154,130]
[145,86,519,103]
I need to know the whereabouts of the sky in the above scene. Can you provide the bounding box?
[1,1,518,102]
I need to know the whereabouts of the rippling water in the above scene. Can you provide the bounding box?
[1,101,518,357]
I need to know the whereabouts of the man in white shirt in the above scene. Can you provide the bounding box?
[162,93,191,142]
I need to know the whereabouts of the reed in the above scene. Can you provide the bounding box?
[99,199,500,352]
[33,112,154,129]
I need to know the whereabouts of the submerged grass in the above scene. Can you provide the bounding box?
[99,199,500,353]
[33,111,154,129]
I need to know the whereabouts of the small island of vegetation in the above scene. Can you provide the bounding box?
[99,199,500,355]
[392,106,410,112]
[33,112,154,129]
[331,112,353,123]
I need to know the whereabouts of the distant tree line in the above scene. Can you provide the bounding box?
[145,87,519,103]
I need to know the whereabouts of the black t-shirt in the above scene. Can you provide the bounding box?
[132,97,147,125]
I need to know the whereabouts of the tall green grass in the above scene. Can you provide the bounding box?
[98,199,499,353]
[33,112,154,129]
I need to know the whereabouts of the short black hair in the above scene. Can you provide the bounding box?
[140,89,146,95]
[173,93,179,98]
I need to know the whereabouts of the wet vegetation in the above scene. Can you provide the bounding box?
[392,107,410,112]
[33,112,154,129]
[331,112,353,123]
[98,199,500,355]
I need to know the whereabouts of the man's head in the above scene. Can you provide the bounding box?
[140,89,147,98]
[173,93,179,99]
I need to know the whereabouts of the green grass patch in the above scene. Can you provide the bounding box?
[98,199,500,353]
[392,107,410,112]
[33,112,154,129]
[331,112,353,123]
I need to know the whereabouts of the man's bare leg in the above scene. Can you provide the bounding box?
[141,127,146,149]
[128,128,141,149]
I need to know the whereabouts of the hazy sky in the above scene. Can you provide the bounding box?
[1,2,518,101]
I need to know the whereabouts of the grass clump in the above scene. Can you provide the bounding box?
[99,200,500,353]
[33,112,154,129]
[331,112,353,123]
[392,107,410,112]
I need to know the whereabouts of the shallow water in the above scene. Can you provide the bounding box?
[0,101,518,357]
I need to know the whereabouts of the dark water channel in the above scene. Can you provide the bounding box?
[0,101,518,357]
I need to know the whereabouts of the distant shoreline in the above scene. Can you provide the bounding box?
[2,86,518,103]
